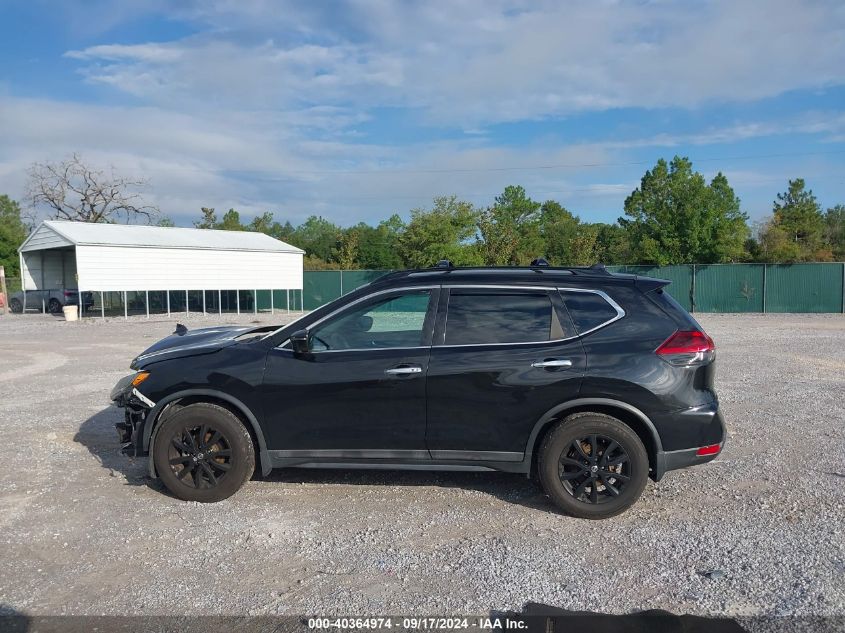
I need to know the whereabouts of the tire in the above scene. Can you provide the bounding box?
[48,298,62,314]
[152,402,255,503]
[538,412,649,520]
[9,299,23,313]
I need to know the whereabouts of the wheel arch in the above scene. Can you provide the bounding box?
[144,389,272,478]
[525,398,664,480]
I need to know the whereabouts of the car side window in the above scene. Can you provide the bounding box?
[444,290,566,345]
[561,290,621,334]
[310,290,432,351]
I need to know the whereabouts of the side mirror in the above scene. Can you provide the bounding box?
[290,329,310,354]
[357,315,374,332]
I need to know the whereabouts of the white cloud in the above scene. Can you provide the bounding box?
[60,1,845,125]
[2,0,844,226]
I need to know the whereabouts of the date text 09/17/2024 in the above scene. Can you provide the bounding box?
[307,617,527,630]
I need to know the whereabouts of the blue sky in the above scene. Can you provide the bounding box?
[1,0,844,228]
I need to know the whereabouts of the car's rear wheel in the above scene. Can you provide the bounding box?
[152,402,255,502]
[48,298,62,313]
[9,298,23,313]
[538,412,649,519]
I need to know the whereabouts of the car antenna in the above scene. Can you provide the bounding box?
[174,323,188,336]
[435,259,455,269]
[530,257,550,268]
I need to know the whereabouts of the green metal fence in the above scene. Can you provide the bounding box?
[304,264,845,314]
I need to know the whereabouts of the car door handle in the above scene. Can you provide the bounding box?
[531,359,573,369]
[385,365,423,375]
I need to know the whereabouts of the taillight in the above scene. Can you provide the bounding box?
[656,330,715,365]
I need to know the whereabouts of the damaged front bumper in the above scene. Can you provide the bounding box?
[111,373,156,456]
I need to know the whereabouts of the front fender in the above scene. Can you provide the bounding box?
[143,389,272,478]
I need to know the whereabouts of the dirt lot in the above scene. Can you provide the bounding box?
[0,311,843,617]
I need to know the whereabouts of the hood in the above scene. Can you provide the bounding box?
[130,324,274,369]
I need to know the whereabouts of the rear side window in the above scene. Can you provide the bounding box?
[562,291,621,335]
[445,291,560,345]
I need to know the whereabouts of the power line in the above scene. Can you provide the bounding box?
[8,148,842,179]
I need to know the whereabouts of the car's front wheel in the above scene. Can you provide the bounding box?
[538,412,649,519]
[152,402,255,502]
[9,298,23,313]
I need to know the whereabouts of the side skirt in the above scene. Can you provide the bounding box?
[266,449,529,474]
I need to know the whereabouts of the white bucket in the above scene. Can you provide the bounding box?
[62,305,79,322]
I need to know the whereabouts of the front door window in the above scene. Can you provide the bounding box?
[310,290,432,351]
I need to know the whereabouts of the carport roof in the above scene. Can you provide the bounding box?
[20,220,305,253]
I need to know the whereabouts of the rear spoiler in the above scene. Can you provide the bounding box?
[635,275,671,292]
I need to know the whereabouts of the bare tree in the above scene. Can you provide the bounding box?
[25,153,159,224]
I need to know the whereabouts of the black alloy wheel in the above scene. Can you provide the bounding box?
[539,412,649,519]
[558,434,631,504]
[48,298,62,313]
[153,402,255,502]
[168,424,233,489]
[9,299,23,313]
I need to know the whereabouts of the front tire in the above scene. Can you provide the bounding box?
[152,403,255,502]
[9,299,23,313]
[538,412,649,519]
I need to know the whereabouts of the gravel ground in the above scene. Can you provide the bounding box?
[0,311,843,618]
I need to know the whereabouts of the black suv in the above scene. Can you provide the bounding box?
[111,262,725,519]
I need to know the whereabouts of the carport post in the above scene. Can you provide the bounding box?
[145,291,149,319]
[185,289,189,316]
[202,290,206,315]
[123,291,128,320]
[100,292,105,320]
[166,291,170,317]
[236,290,240,314]
[254,289,258,315]
[270,289,274,315]
[218,290,222,316]
[41,251,46,313]
[287,289,290,314]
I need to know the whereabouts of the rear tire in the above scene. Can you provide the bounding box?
[538,412,649,519]
[153,402,255,502]
[48,298,62,313]
[9,299,23,313]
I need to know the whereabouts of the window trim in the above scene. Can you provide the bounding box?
[557,287,626,337]
[434,284,625,348]
[277,283,626,352]
[277,285,439,353]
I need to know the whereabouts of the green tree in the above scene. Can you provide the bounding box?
[194,207,218,229]
[289,216,342,262]
[217,209,245,231]
[593,223,631,264]
[825,204,845,260]
[758,179,830,262]
[333,229,360,269]
[156,216,175,227]
[354,215,405,269]
[538,200,580,265]
[399,196,482,267]
[0,195,28,278]
[477,185,542,265]
[620,157,749,265]
[248,211,275,234]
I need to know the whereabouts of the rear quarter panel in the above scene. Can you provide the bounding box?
[575,284,719,450]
